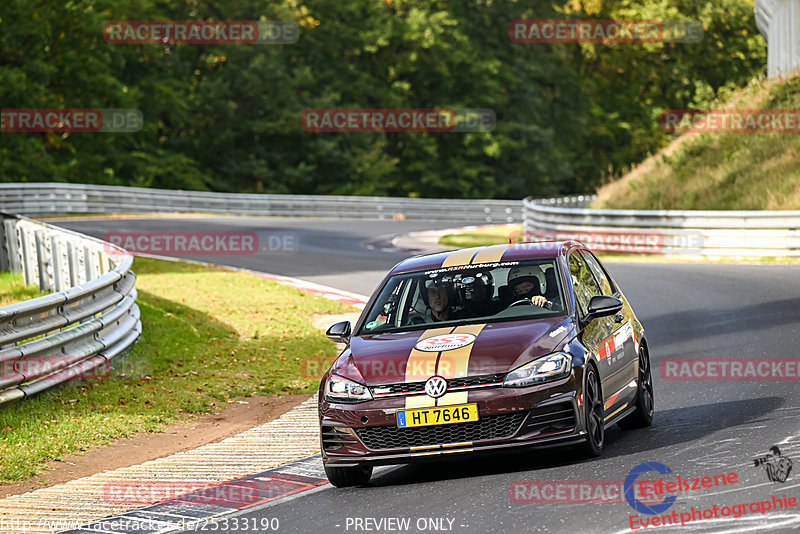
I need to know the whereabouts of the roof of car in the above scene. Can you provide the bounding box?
[390,240,582,275]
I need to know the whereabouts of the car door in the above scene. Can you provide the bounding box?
[567,252,618,406]
[581,250,638,413]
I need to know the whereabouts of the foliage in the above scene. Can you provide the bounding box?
[0,0,766,198]
[595,76,800,210]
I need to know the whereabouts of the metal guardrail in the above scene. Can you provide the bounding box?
[523,196,800,256]
[0,213,141,405]
[0,183,522,223]
[755,0,800,78]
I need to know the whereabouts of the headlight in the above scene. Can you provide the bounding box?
[503,352,572,387]
[324,374,373,403]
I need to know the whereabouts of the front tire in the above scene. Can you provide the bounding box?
[618,348,654,430]
[579,366,604,458]
[324,463,373,488]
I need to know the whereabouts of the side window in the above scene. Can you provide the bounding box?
[362,277,410,331]
[568,253,601,316]
[582,252,614,296]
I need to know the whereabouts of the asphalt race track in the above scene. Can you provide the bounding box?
[59,217,800,534]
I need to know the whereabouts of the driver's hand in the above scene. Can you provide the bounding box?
[530,296,548,307]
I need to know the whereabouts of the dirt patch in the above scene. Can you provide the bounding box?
[0,394,309,499]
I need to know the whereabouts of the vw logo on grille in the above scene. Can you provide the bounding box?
[424,376,448,399]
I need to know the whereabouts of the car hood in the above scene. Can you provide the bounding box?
[343,317,573,386]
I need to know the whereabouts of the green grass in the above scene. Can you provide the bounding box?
[595,75,800,210]
[0,257,354,482]
[0,271,47,306]
[439,225,521,248]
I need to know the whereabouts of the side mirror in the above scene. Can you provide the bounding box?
[585,295,623,322]
[326,321,352,344]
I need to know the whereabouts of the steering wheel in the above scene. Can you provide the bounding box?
[509,298,553,309]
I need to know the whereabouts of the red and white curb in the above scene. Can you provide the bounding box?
[253,272,368,309]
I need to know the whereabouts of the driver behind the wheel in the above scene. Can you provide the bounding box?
[506,266,551,308]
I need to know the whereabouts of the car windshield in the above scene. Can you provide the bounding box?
[357,259,565,335]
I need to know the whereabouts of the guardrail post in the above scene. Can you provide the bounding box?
[84,245,98,281]
[35,230,51,292]
[0,219,9,272]
[3,220,20,274]
[84,245,92,282]
[19,226,34,286]
[67,241,79,287]
[98,251,108,275]
[50,235,65,292]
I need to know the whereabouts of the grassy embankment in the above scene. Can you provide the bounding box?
[441,76,800,262]
[0,258,354,482]
[595,76,800,210]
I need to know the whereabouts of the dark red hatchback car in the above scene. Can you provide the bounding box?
[319,241,653,487]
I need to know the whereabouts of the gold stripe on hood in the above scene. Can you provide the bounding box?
[405,327,453,409]
[435,323,486,406]
[436,324,486,380]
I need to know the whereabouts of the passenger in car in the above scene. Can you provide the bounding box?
[460,272,499,317]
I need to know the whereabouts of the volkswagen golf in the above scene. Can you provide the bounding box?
[318,241,653,487]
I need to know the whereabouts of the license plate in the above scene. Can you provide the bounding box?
[396,403,479,428]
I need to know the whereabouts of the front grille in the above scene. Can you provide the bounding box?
[449,373,506,388]
[354,412,526,450]
[376,382,425,395]
[372,373,506,396]
[521,402,576,435]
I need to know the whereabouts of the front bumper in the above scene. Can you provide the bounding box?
[320,369,585,467]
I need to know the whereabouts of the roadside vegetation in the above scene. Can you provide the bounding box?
[595,76,800,210]
[438,225,520,248]
[0,271,47,306]
[1,1,764,199]
[0,257,354,482]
